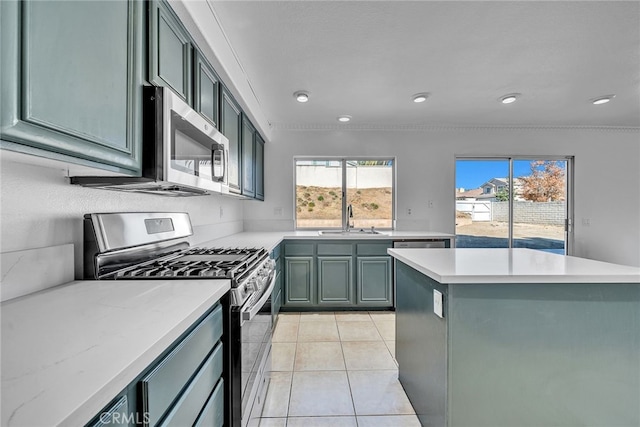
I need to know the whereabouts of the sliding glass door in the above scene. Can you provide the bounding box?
[455,159,510,248]
[512,159,568,253]
[455,157,573,254]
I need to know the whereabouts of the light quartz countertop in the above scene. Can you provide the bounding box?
[1,279,230,427]
[0,229,450,425]
[388,248,640,284]
[199,230,455,253]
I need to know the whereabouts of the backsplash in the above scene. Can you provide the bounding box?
[0,244,74,302]
[0,155,244,280]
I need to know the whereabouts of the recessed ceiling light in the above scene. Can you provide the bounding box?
[294,91,309,103]
[591,95,615,105]
[337,115,352,123]
[412,93,429,103]
[499,93,520,104]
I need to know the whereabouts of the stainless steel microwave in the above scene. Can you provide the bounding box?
[71,86,229,196]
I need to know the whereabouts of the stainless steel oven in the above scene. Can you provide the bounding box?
[83,212,276,427]
[232,269,276,427]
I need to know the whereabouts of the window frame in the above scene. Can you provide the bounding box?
[454,155,574,254]
[293,156,396,230]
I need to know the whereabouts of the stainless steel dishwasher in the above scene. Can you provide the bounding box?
[391,239,450,306]
[392,239,449,249]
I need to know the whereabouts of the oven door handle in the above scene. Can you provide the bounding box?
[241,271,276,323]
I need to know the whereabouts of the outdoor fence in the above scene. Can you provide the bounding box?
[296,165,392,189]
[457,201,565,225]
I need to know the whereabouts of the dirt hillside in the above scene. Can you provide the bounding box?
[296,186,392,227]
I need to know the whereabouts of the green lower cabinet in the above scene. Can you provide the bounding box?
[357,257,392,307]
[87,396,130,427]
[283,241,393,309]
[318,257,354,306]
[284,257,314,306]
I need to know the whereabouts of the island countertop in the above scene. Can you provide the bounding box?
[388,248,640,284]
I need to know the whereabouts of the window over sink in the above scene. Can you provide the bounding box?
[294,158,395,230]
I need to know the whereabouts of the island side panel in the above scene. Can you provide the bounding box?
[447,282,640,427]
[396,261,448,427]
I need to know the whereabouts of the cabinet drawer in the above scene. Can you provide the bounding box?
[284,243,314,256]
[158,342,224,426]
[140,304,223,427]
[194,378,225,427]
[88,395,129,427]
[356,242,392,256]
[317,243,353,256]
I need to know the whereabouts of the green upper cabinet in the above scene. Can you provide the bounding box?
[147,0,266,200]
[0,0,143,173]
[255,133,265,200]
[149,0,192,102]
[220,89,242,194]
[241,115,256,198]
[193,50,219,127]
[239,114,266,200]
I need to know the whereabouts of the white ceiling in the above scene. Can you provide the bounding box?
[209,1,640,130]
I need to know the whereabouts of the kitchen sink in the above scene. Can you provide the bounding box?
[318,229,387,236]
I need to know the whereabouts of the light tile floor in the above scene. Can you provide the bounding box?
[256,311,420,427]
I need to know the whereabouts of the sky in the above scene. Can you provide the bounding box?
[455,159,564,190]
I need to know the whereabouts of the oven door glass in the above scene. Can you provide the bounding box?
[240,289,272,422]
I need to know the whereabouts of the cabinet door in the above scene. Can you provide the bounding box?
[193,51,219,127]
[241,115,256,198]
[255,133,265,200]
[149,0,192,102]
[140,305,223,427]
[318,256,354,305]
[357,256,392,307]
[284,257,314,306]
[193,379,225,427]
[1,0,142,174]
[88,396,130,427]
[220,90,241,193]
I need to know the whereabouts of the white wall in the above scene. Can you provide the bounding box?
[0,155,245,279]
[2,128,638,276]
[296,165,392,188]
[245,127,640,267]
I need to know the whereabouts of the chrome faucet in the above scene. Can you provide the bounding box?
[345,204,353,231]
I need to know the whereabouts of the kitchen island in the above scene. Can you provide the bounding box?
[388,248,640,427]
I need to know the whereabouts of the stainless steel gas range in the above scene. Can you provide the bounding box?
[83,212,275,427]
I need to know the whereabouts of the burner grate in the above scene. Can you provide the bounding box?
[113,247,267,280]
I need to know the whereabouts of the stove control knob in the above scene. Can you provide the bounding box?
[245,280,257,293]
